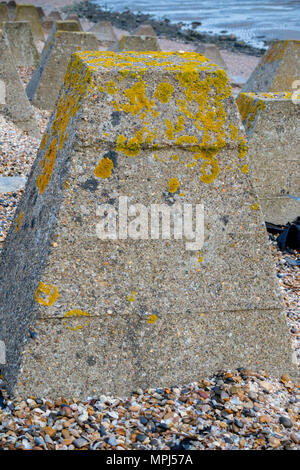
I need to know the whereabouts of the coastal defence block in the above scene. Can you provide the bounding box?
[195,43,227,70]
[3,21,39,67]
[117,35,161,51]
[26,29,99,110]
[237,92,300,225]
[0,4,9,28]
[0,31,39,137]
[133,24,156,37]
[0,51,296,399]
[15,4,44,41]
[43,19,81,35]
[89,20,117,47]
[241,40,300,93]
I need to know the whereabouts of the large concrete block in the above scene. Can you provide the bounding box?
[195,43,227,70]
[117,35,161,51]
[26,29,99,110]
[241,40,300,93]
[3,21,39,66]
[89,20,117,47]
[15,4,44,41]
[133,24,156,37]
[0,51,296,399]
[237,92,300,225]
[0,4,9,28]
[0,31,39,137]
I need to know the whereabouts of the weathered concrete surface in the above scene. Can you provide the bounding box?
[117,35,161,51]
[63,15,82,31]
[0,51,296,399]
[89,20,117,47]
[15,4,44,41]
[7,1,17,20]
[133,24,157,37]
[237,92,300,225]
[0,176,27,193]
[26,29,99,110]
[0,4,9,28]
[55,20,81,32]
[48,10,62,21]
[36,6,44,20]
[195,43,227,70]
[241,40,300,93]
[43,19,81,35]
[3,21,39,66]
[0,31,39,137]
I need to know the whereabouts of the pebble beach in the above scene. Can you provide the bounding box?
[0,1,299,452]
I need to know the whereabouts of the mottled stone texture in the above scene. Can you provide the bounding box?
[0,31,39,137]
[15,5,44,41]
[133,24,157,37]
[195,44,227,70]
[117,35,161,52]
[3,21,39,67]
[0,4,9,28]
[237,92,300,225]
[0,51,296,399]
[26,29,99,110]
[89,20,117,47]
[241,40,300,93]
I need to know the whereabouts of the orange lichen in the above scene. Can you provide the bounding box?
[154,82,174,103]
[35,282,59,306]
[63,309,92,331]
[200,159,220,184]
[15,212,23,233]
[168,177,180,193]
[94,157,114,178]
[36,138,58,194]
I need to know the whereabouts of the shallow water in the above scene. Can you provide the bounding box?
[95,0,300,48]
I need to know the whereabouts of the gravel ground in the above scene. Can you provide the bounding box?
[0,58,299,451]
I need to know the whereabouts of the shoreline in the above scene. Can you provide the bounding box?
[28,0,265,56]
[62,0,265,56]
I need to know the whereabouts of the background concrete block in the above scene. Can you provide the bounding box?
[133,24,157,37]
[26,29,99,110]
[3,21,39,66]
[0,3,9,28]
[0,31,39,137]
[195,43,227,70]
[241,40,300,93]
[117,35,161,51]
[15,4,44,41]
[237,92,300,225]
[0,51,295,398]
[89,20,117,47]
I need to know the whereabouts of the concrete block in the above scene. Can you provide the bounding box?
[241,40,300,93]
[0,30,39,137]
[237,91,300,224]
[26,28,99,110]
[3,21,39,66]
[0,51,295,398]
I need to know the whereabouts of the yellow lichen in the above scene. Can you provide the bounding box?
[94,157,114,178]
[15,212,23,233]
[168,177,180,193]
[154,82,174,103]
[35,282,59,306]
